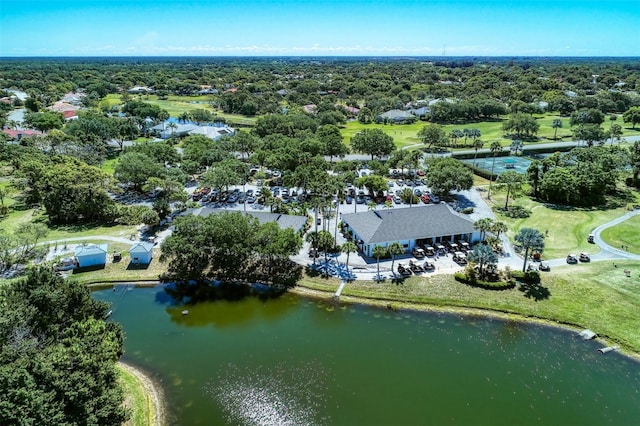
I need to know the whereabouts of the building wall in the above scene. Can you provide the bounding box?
[130,251,152,264]
[77,253,106,268]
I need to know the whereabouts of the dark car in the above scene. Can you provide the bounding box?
[345,195,353,204]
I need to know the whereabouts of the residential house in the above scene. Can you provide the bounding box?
[341,204,480,257]
[376,109,416,123]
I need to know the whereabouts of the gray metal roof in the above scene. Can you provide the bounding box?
[75,243,108,257]
[341,204,475,244]
[129,242,154,254]
[196,208,307,232]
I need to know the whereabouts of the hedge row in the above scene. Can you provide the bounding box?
[454,272,516,290]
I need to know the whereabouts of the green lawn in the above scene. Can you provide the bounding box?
[118,365,156,426]
[139,95,257,126]
[299,260,640,353]
[341,114,640,151]
[482,190,637,259]
[600,214,640,254]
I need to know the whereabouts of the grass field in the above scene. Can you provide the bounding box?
[298,259,640,353]
[119,365,155,426]
[481,189,639,259]
[341,114,640,151]
[600,214,640,254]
[69,248,166,285]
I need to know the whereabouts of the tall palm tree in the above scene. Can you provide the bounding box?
[474,218,494,242]
[514,228,545,272]
[373,245,388,279]
[497,171,524,210]
[341,241,357,275]
[388,242,405,276]
[472,139,484,167]
[490,221,508,238]
[168,122,178,138]
[305,231,320,265]
[488,141,502,199]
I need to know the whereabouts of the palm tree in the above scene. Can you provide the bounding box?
[317,230,335,277]
[474,218,494,242]
[388,242,405,276]
[509,139,524,155]
[450,129,463,147]
[514,228,545,272]
[552,119,562,140]
[341,241,357,275]
[497,171,524,210]
[488,141,502,199]
[305,231,320,265]
[472,139,484,167]
[367,201,377,211]
[467,244,498,279]
[168,122,178,138]
[372,245,388,280]
[490,221,508,238]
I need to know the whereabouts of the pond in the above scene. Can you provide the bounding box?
[94,284,640,425]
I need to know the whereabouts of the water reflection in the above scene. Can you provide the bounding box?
[205,361,330,426]
[159,282,298,329]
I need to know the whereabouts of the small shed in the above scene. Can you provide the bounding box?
[129,242,155,265]
[75,243,108,268]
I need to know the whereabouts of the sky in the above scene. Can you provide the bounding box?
[1,0,639,57]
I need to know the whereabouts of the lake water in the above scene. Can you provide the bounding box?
[94,284,640,425]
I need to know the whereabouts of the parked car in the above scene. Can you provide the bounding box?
[421,194,431,204]
[429,193,440,203]
[246,195,256,204]
[345,195,353,204]
[566,254,578,264]
[393,196,402,204]
[539,261,551,271]
[579,252,591,262]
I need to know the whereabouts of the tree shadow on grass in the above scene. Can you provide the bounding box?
[518,282,551,301]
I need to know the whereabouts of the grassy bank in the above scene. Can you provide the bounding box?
[118,363,161,426]
[297,261,640,355]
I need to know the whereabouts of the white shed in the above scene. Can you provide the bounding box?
[129,242,155,265]
[75,243,108,268]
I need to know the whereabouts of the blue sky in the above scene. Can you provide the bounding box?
[1,0,638,56]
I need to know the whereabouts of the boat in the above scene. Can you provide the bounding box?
[181,310,189,315]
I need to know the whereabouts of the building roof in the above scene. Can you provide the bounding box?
[2,129,43,139]
[75,243,108,257]
[378,109,415,120]
[195,208,307,232]
[341,204,475,244]
[129,242,155,254]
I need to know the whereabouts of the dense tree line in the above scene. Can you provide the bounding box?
[0,267,128,425]
[160,212,303,286]
[527,145,634,206]
[2,57,639,125]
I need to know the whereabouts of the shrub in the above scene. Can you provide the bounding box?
[461,207,474,214]
[496,205,531,218]
[509,269,541,284]
[454,272,515,290]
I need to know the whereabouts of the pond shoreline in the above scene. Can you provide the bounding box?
[118,361,166,426]
[289,284,640,361]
